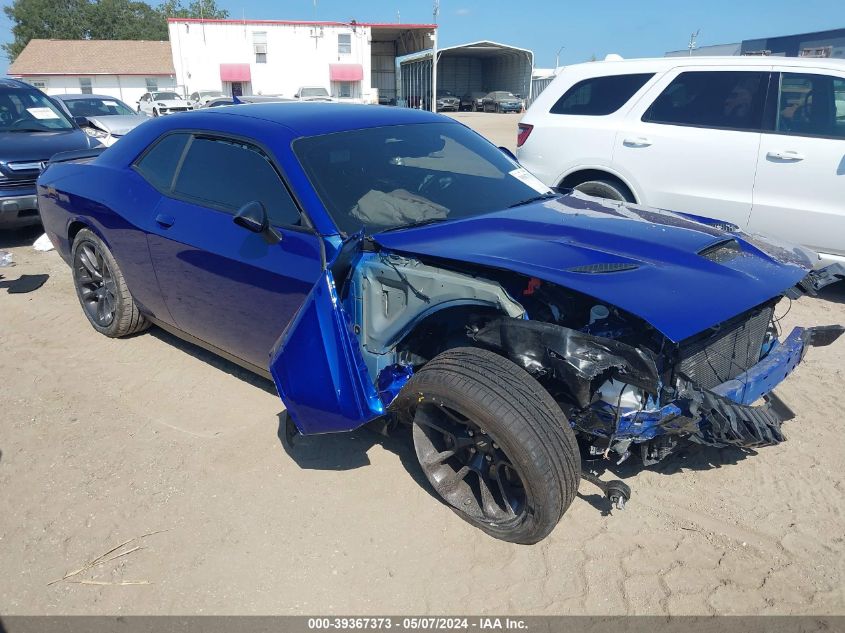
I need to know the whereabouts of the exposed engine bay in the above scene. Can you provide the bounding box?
[341,246,845,466]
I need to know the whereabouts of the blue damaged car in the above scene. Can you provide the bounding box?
[36,104,844,543]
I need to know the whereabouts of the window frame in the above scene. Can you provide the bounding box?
[549,72,655,117]
[763,70,845,141]
[253,31,268,64]
[145,78,159,92]
[79,77,93,94]
[338,33,352,55]
[131,129,316,233]
[640,69,773,134]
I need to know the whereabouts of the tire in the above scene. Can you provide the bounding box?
[71,228,149,338]
[152,108,159,117]
[573,179,634,202]
[394,347,580,544]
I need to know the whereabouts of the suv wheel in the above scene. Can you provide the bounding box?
[394,347,580,544]
[71,229,149,338]
[573,179,634,203]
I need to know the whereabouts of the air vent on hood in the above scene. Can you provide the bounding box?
[699,239,741,263]
[567,262,639,274]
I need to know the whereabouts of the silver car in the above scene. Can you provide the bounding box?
[55,94,147,146]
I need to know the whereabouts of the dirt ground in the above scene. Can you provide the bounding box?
[1,113,845,616]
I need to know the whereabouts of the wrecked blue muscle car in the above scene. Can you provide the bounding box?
[36,104,844,543]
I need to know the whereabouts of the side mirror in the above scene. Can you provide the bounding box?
[233,201,282,243]
[498,146,518,162]
[73,116,89,127]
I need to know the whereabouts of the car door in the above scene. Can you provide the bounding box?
[613,67,770,228]
[141,132,324,372]
[748,69,845,261]
[137,93,149,114]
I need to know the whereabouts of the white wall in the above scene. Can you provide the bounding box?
[168,20,373,99]
[22,75,176,106]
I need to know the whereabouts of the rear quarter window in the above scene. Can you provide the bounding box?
[550,73,654,116]
[134,133,190,191]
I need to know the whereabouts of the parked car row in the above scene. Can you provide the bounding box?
[517,55,845,265]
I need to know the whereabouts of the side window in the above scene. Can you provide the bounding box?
[135,133,190,191]
[338,33,351,55]
[643,71,769,131]
[776,72,845,139]
[550,73,654,116]
[173,136,301,227]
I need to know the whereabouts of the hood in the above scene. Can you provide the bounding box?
[154,99,188,107]
[85,115,145,136]
[374,192,813,342]
[0,129,93,165]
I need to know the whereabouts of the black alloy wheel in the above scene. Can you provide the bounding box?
[73,240,117,328]
[413,401,528,526]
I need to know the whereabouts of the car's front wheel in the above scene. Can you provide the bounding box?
[394,347,580,544]
[71,228,149,338]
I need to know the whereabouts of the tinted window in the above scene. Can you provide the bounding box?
[643,71,768,131]
[64,97,135,117]
[0,86,75,131]
[135,133,190,190]
[551,73,653,116]
[293,122,554,235]
[776,72,845,139]
[173,136,301,226]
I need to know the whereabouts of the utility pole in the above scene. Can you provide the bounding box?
[688,29,700,56]
[555,45,565,71]
[431,0,439,112]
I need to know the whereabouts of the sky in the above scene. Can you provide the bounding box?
[1,0,843,76]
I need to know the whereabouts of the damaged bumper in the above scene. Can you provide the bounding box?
[609,326,843,448]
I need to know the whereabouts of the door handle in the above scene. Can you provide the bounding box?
[155,213,175,228]
[623,136,653,147]
[766,150,805,161]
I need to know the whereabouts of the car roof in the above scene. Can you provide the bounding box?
[55,93,128,101]
[563,55,845,73]
[0,77,39,90]
[190,102,444,136]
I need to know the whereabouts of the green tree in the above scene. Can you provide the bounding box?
[3,0,90,61]
[158,0,228,19]
[2,0,228,62]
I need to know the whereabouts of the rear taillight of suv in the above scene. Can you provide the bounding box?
[517,123,533,148]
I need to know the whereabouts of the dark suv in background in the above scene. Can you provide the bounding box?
[0,78,100,229]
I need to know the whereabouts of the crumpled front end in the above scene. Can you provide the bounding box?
[471,301,844,465]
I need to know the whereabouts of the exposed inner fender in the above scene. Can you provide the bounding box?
[471,317,661,408]
[347,252,525,381]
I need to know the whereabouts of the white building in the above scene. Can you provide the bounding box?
[168,18,435,103]
[8,39,176,105]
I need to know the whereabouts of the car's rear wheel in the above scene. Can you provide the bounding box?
[573,179,634,202]
[394,347,580,544]
[71,228,148,338]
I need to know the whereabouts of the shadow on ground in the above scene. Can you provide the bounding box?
[0,226,42,249]
[148,327,278,396]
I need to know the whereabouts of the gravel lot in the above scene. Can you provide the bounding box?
[1,112,844,616]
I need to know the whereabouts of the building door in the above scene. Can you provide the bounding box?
[231,82,243,97]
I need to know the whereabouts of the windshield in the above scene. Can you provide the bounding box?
[152,92,181,101]
[0,87,75,132]
[63,97,135,117]
[437,91,455,97]
[301,87,330,97]
[294,122,553,235]
[493,92,516,99]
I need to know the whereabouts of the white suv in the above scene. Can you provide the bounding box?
[517,57,845,264]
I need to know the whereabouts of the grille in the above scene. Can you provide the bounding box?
[0,177,37,189]
[677,305,773,389]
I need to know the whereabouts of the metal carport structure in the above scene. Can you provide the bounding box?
[397,40,534,109]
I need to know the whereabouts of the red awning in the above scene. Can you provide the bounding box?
[220,63,251,82]
[329,63,363,82]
